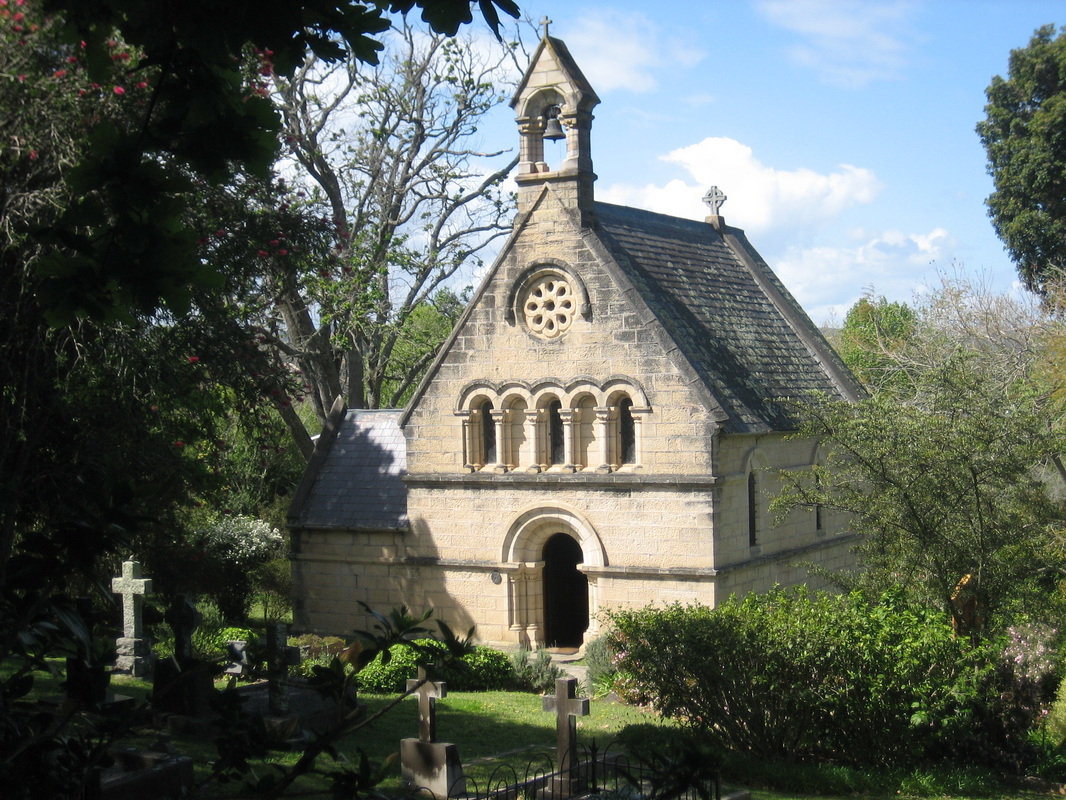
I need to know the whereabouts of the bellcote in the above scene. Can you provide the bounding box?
[510,30,600,223]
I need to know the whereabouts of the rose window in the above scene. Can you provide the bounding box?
[522,275,575,339]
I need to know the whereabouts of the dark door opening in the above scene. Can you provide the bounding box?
[542,533,588,649]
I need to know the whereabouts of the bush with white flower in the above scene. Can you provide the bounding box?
[193,513,285,621]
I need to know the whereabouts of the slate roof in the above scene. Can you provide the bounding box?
[288,409,407,531]
[593,201,861,432]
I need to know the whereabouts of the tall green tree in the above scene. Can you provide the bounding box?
[775,278,1066,638]
[978,24,1066,296]
[29,0,519,322]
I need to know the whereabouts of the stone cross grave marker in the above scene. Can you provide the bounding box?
[111,560,153,677]
[401,665,467,797]
[407,664,446,742]
[266,622,301,717]
[542,677,590,779]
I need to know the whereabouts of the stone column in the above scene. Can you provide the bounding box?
[593,407,612,473]
[458,410,475,471]
[522,408,540,472]
[489,410,507,473]
[558,409,577,473]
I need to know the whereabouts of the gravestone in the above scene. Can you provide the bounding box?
[542,677,589,795]
[111,560,153,677]
[400,665,466,798]
[152,595,214,722]
[62,597,131,709]
[265,623,300,717]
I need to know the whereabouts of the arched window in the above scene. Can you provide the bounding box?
[619,397,635,465]
[548,399,565,465]
[479,399,496,467]
[747,471,758,547]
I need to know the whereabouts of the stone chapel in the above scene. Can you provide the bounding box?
[287,32,864,649]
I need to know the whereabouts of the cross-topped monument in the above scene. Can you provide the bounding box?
[540,16,552,38]
[111,560,153,677]
[703,185,727,217]
[542,676,590,782]
[407,665,447,742]
[401,664,466,797]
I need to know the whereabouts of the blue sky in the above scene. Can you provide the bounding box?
[476,0,1063,324]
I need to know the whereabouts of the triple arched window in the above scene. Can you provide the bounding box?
[459,380,649,474]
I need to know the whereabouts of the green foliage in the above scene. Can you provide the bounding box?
[356,639,513,692]
[608,588,1053,770]
[978,25,1066,296]
[839,292,916,392]
[509,647,566,693]
[32,0,519,321]
[582,636,619,697]
[773,365,1066,634]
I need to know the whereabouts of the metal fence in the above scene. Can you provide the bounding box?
[421,740,721,800]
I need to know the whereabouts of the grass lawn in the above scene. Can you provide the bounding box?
[7,665,1064,799]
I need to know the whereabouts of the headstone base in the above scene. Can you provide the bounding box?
[401,739,466,798]
[102,746,194,800]
[114,637,153,678]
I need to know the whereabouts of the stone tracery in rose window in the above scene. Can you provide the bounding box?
[522,274,575,339]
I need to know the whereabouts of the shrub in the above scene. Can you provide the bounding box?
[509,647,565,693]
[583,636,617,697]
[607,588,999,767]
[356,640,515,692]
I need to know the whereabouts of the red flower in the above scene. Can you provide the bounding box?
[257,249,269,257]
[174,440,185,448]
[53,69,67,78]
[113,86,125,95]
[28,150,38,161]
[276,248,288,256]
[136,81,148,89]
[187,356,200,363]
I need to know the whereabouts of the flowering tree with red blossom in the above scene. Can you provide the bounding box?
[27,0,519,323]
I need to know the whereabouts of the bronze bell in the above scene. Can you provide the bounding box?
[543,106,565,141]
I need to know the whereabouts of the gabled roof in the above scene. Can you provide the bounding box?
[591,202,863,432]
[510,35,600,111]
[287,409,407,532]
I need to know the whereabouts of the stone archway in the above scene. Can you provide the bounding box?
[542,533,588,649]
[501,505,606,648]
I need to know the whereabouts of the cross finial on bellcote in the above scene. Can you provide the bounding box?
[703,186,727,216]
[540,16,552,38]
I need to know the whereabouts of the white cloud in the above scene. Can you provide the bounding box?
[755,0,918,88]
[562,10,705,94]
[600,137,882,234]
[773,227,956,322]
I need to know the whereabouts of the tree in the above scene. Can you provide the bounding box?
[267,21,519,433]
[978,25,1066,297]
[774,278,1066,638]
[24,0,519,322]
[838,292,916,392]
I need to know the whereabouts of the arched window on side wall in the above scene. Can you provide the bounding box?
[747,471,758,547]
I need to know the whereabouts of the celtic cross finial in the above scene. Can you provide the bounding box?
[703,186,727,216]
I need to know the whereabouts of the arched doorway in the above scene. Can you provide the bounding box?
[542,533,588,649]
